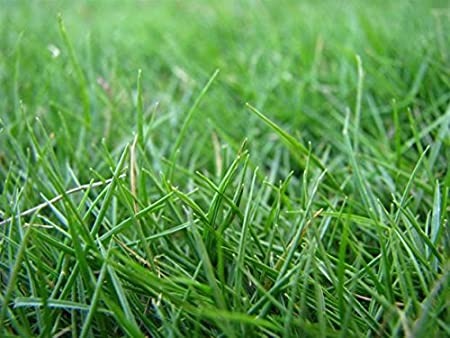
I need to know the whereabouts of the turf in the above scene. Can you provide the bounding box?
[0,0,449,337]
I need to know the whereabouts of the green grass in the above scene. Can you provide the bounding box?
[1,0,449,336]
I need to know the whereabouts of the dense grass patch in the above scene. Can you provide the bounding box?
[1,1,449,337]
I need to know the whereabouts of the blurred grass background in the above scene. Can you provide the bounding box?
[1,0,448,155]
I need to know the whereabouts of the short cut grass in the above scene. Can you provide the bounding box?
[1,0,449,337]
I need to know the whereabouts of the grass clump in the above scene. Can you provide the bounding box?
[1,1,449,337]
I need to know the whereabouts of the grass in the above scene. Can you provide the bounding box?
[0,0,449,336]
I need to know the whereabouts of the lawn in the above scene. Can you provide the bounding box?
[0,0,449,337]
